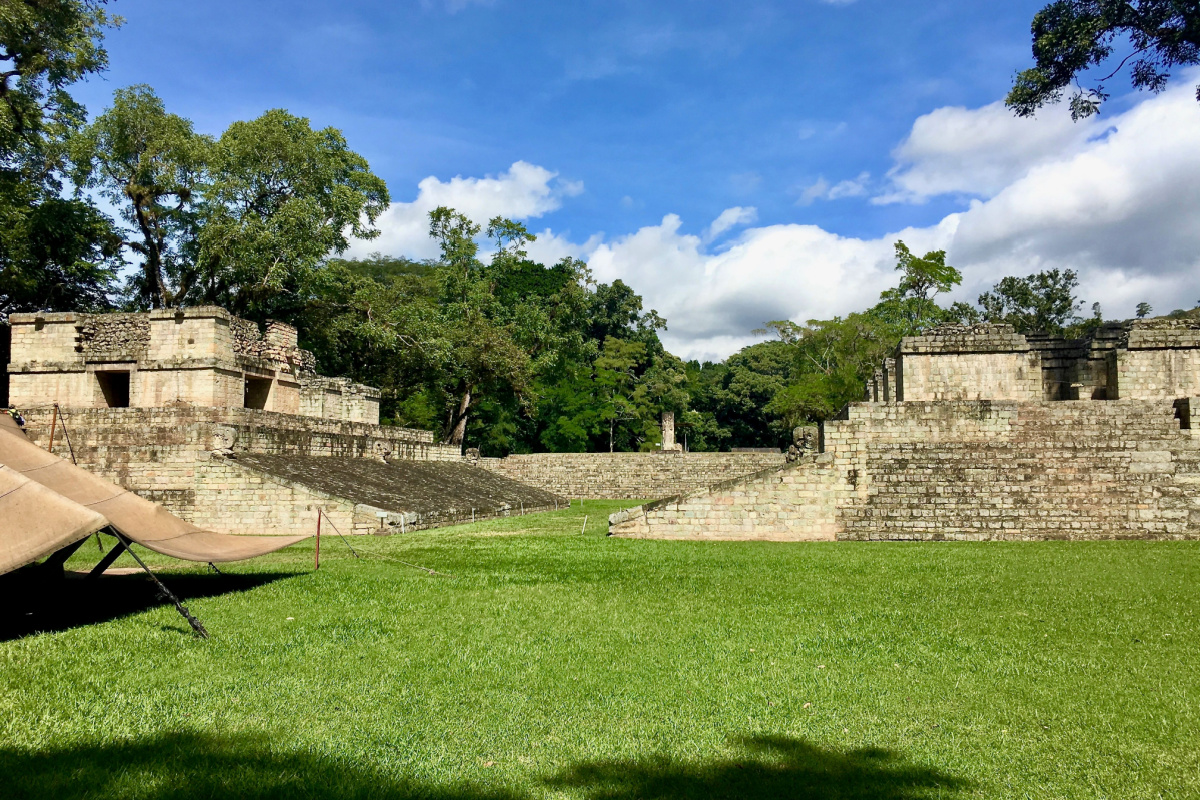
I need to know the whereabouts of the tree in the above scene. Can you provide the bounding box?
[1136,301,1153,318]
[878,241,962,332]
[0,192,120,319]
[1007,1,1200,120]
[0,0,119,178]
[69,85,210,308]
[192,109,390,315]
[0,0,122,319]
[977,269,1083,333]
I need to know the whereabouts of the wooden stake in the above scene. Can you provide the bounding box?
[581,515,588,535]
[315,509,321,570]
[48,404,58,453]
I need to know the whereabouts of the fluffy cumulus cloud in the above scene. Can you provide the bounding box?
[594,80,1200,359]
[945,81,1200,313]
[587,214,954,361]
[357,78,1200,360]
[876,101,1099,204]
[347,161,582,261]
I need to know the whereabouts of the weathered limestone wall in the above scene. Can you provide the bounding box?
[299,375,381,424]
[17,407,459,524]
[1111,320,1200,400]
[0,323,9,407]
[611,400,1200,541]
[189,457,361,536]
[480,451,786,499]
[896,325,1043,402]
[607,459,849,541]
[6,307,375,423]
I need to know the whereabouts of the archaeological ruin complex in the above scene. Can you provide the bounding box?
[6,306,1198,544]
[610,318,1200,541]
[1,307,781,538]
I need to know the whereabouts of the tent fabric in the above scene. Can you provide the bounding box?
[0,414,309,564]
[0,464,107,575]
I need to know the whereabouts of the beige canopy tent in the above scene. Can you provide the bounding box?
[0,412,308,572]
[0,463,107,575]
[1,412,311,636]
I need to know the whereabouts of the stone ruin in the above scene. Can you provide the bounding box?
[6,307,379,423]
[611,317,1200,542]
[3,307,564,536]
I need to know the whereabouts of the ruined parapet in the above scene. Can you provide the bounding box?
[298,375,381,425]
[6,307,376,424]
[1110,315,1200,400]
[895,323,1042,401]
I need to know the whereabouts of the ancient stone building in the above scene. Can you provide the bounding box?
[3,308,564,536]
[612,318,1200,541]
[6,307,379,424]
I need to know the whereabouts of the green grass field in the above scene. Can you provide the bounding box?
[2,500,1198,799]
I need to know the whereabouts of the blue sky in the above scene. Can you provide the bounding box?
[76,0,1200,359]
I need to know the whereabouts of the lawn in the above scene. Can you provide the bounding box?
[2,500,1198,799]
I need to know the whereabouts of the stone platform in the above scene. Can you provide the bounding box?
[610,400,1200,542]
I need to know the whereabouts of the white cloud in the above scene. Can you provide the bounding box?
[352,79,1200,361]
[578,80,1200,359]
[704,206,758,241]
[797,172,871,206]
[876,100,1098,204]
[586,214,956,361]
[796,177,829,207]
[944,80,1200,312]
[348,161,582,261]
[828,172,871,199]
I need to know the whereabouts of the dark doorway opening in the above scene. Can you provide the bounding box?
[244,376,272,410]
[96,371,131,408]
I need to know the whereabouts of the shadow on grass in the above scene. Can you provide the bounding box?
[0,731,522,800]
[0,732,969,800]
[545,734,971,800]
[0,567,301,642]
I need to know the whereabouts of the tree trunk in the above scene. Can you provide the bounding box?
[444,387,472,447]
[132,199,168,309]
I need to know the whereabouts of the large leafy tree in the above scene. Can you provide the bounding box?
[192,109,390,316]
[69,84,210,308]
[1008,1,1200,120]
[0,0,121,320]
[977,269,1084,334]
[878,241,962,331]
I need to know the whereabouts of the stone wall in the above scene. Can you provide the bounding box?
[1111,317,1200,400]
[480,451,786,499]
[608,458,849,541]
[1,323,10,407]
[188,456,361,537]
[6,307,371,423]
[896,325,1043,402]
[17,407,458,525]
[299,375,381,424]
[611,400,1200,541]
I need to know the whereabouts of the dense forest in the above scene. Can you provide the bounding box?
[3,2,1197,456]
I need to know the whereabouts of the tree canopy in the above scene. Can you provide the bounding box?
[0,0,122,321]
[1008,0,1200,119]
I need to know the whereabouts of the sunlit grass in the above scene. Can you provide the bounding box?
[2,500,1198,799]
